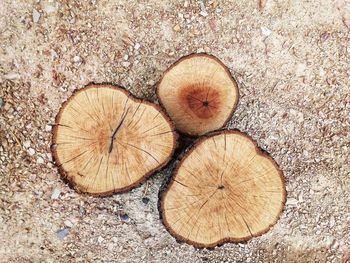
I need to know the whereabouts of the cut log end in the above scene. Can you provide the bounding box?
[157,54,239,137]
[52,84,177,195]
[160,130,286,248]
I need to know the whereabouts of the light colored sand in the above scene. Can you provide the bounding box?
[0,0,349,262]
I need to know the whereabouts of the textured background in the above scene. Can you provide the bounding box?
[0,0,349,262]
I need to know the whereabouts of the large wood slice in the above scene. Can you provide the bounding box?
[52,84,177,195]
[160,130,286,248]
[157,54,239,136]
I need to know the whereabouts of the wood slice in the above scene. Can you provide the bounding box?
[160,130,286,248]
[157,54,239,136]
[52,84,177,195]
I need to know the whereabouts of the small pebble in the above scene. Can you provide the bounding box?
[134,43,140,50]
[173,24,181,32]
[0,97,4,108]
[261,26,272,36]
[46,153,53,161]
[79,206,86,215]
[121,61,130,68]
[57,228,69,240]
[23,140,31,148]
[29,174,36,181]
[286,198,298,206]
[120,213,129,222]
[329,216,335,227]
[4,72,20,80]
[297,193,303,202]
[142,197,149,204]
[27,148,35,156]
[37,156,44,164]
[64,220,73,228]
[42,2,57,13]
[50,49,58,60]
[97,236,104,243]
[324,236,335,247]
[45,125,52,132]
[51,188,61,199]
[331,240,339,249]
[200,11,208,17]
[73,56,81,63]
[32,9,41,23]
[107,243,114,251]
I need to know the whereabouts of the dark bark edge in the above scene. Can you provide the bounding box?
[156,53,240,137]
[158,129,287,248]
[51,82,178,197]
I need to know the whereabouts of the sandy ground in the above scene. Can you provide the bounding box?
[0,0,350,262]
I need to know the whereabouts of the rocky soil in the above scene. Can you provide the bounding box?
[0,0,349,262]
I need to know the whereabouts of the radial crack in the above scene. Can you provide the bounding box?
[123,141,160,164]
[109,108,129,153]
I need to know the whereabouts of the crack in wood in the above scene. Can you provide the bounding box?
[129,107,146,130]
[127,102,142,127]
[109,107,129,153]
[122,141,160,164]
[84,89,102,122]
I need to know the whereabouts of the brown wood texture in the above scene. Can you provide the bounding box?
[157,53,239,136]
[160,130,286,248]
[52,83,177,195]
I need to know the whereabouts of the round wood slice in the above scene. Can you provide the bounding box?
[160,130,286,248]
[157,54,239,136]
[52,84,177,195]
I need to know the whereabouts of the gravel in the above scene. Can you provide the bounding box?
[120,213,130,222]
[27,148,35,156]
[0,0,349,262]
[64,220,74,228]
[57,229,69,241]
[51,188,61,200]
[32,9,40,23]
[36,156,44,164]
[142,197,150,205]
[73,56,81,63]
[4,72,20,80]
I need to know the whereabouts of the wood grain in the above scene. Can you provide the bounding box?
[160,130,286,248]
[52,84,177,195]
[157,54,239,136]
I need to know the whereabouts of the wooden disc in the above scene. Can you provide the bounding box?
[157,54,239,136]
[52,84,177,195]
[160,130,286,248]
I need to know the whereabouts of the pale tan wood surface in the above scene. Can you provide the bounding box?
[157,54,239,136]
[52,84,177,195]
[160,130,286,248]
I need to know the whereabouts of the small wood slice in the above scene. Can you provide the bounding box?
[52,84,177,195]
[157,54,239,136]
[160,130,286,248]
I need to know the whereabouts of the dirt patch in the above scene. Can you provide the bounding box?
[0,0,349,262]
